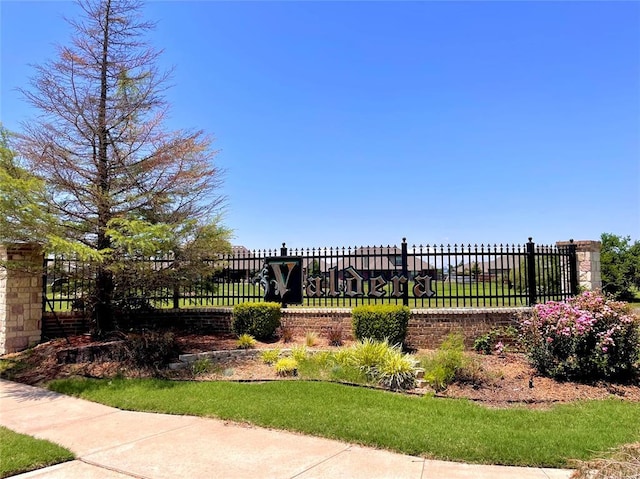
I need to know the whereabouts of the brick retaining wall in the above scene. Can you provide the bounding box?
[43,307,530,349]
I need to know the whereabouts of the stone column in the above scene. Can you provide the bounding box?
[0,243,43,355]
[557,240,601,292]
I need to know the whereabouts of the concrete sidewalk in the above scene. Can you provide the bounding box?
[1,379,573,479]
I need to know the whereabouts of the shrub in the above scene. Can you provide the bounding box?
[278,324,294,343]
[347,337,393,376]
[351,304,410,346]
[292,339,417,390]
[520,291,640,381]
[338,338,417,390]
[473,333,493,355]
[260,349,280,365]
[421,333,466,392]
[328,363,370,385]
[296,351,333,381]
[191,358,214,376]
[473,326,519,355]
[600,233,640,301]
[274,357,298,376]
[305,331,319,347]
[123,331,178,373]
[236,333,257,349]
[376,348,416,390]
[291,345,308,362]
[325,324,344,346]
[232,302,281,340]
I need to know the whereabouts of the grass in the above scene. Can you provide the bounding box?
[0,426,74,478]
[48,378,640,468]
[45,280,533,311]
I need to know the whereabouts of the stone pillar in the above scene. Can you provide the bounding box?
[557,240,601,292]
[0,243,43,355]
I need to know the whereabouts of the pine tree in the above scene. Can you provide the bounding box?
[5,0,230,333]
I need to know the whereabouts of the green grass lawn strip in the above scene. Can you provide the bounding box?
[0,426,74,478]
[48,378,640,468]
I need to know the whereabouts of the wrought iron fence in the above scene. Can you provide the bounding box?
[43,238,578,312]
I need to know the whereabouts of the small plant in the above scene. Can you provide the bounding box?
[296,352,333,381]
[123,331,178,373]
[473,333,494,355]
[236,333,257,349]
[333,338,418,390]
[232,302,281,340]
[348,338,392,376]
[260,349,281,365]
[325,324,344,346]
[352,304,410,346]
[191,358,215,376]
[291,345,308,362]
[376,348,417,390]
[278,324,294,343]
[473,326,519,355]
[305,331,319,347]
[329,363,370,385]
[421,333,466,392]
[274,357,298,376]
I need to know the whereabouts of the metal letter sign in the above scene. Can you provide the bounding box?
[258,257,303,305]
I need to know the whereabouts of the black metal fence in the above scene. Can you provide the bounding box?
[43,238,578,312]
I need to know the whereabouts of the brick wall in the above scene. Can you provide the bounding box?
[43,306,529,350]
[41,312,91,340]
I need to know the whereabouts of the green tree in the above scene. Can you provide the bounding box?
[3,0,230,333]
[600,233,640,301]
[509,256,561,297]
[0,125,54,246]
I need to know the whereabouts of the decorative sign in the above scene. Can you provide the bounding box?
[305,267,435,299]
[257,257,304,305]
[257,258,435,304]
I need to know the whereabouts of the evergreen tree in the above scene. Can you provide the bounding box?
[3,0,230,333]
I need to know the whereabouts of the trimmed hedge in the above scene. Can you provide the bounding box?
[232,302,282,340]
[351,304,410,346]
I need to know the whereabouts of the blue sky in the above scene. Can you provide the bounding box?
[2,1,639,250]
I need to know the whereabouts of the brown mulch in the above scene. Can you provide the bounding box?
[1,332,639,409]
[436,352,640,408]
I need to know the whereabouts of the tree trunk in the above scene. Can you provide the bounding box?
[94,0,114,334]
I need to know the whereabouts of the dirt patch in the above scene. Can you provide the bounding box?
[2,332,638,408]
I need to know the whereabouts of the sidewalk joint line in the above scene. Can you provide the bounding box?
[288,444,353,478]
[80,458,153,479]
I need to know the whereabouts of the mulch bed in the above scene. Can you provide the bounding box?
[2,332,639,408]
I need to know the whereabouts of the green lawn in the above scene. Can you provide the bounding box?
[0,426,74,478]
[45,280,533,311]
[48,378,640,468]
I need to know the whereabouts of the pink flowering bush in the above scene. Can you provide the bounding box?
[520,291,640,381]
